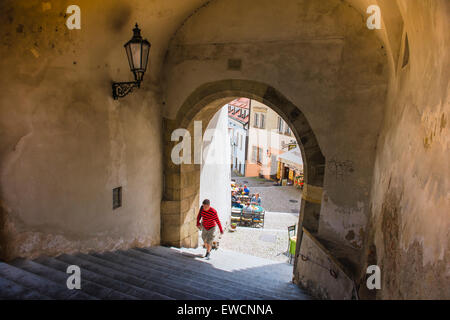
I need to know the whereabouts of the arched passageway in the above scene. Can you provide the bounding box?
[160,80,325,285]
[159,0,390,298]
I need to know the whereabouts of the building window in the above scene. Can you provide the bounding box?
[252,146,263,164]
[240,135,243,150]
[113,187,122,210]
[278,117,284,133]
[257,147,263,164]
[254,113,259,127]
[260,114,265,129]
[285,126,291,135]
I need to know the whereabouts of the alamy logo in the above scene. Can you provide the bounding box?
[366,265,381,290]
[367,5,381,30]
[170,120,287,165]
[66,5,81,30]
[66,265,81,290]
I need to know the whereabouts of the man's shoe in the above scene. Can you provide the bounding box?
[204,252,210,259]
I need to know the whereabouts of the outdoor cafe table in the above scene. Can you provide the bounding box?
[232,204,263,212]
[251,205,264,213]
[232,205,264,225]
[244,206,264,221]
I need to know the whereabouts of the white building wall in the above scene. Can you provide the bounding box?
[228,118,247,175]
[248,128,295,175]
[200,105,231,227]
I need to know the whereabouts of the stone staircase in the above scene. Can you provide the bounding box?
[0,246,311,300]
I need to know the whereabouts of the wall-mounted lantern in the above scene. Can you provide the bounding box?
[112,23,151,99]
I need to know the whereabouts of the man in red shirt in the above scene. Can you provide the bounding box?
[197,199,224,259]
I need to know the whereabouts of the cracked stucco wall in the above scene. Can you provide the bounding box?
[0,0,163,260]
[365,0,450,299]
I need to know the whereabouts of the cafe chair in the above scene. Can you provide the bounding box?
[287,225,297,264]
[241,212,254,227]
[253,212,265,228]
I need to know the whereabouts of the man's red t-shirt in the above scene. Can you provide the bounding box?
[196,206,223,233]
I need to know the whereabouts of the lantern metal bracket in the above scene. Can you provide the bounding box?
[111,23,149,100]
[112,80,141,100]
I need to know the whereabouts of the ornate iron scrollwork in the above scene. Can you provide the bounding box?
[112,81,140,100]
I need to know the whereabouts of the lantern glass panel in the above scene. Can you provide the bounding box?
[125,44,134,70]
[130,42,141,70]
[141,42,150,71]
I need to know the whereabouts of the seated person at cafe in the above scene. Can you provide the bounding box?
[231,191,243,208]
[242,185,250,195]
[242,201,254,213]
[250,193,261,206]
[231,191,238,203]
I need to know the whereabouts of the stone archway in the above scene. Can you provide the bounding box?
[161,79,325,273]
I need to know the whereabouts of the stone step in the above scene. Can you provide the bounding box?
[57,253,199,300]
[192,247,295,277]
[0,262,94,300]
[140,248,308,299]
[124,248,302,300]
[0,246,310,300]
[105,250,268,300]
[137,247,308,299]
[194,248,294,280]
[11,259,137,300]
[155,247,308,298]
[35,256,167,300]
[117,249,283,299]
[90,251,231,300]
[146,246,292,283]
[0,276,51,300]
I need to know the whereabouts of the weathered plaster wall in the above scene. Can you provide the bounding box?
[365,0,450,299]
[0,0,164,260]
[200,105,231,226]
[162,0,389,272]
[296,228,355,300]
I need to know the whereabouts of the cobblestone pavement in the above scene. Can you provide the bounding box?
[217,211,300,263]
[201,176,303,263]
[231,175,275,187]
